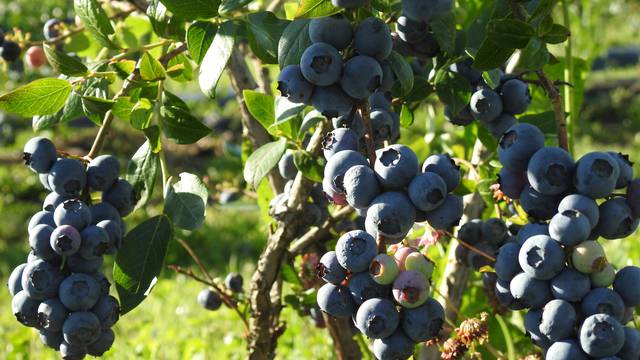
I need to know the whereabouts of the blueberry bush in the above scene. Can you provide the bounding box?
[0,0,639,359]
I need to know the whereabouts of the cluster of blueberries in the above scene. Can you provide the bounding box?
[392,0,453,60]
[197,272,244,311]
[8,137,136,359]
[317,230,444,360]
[454,217,515,271]
[0,28,22,63]
[446,59,533,140]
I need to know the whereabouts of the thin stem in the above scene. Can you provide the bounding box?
[443,230,497,262]
[536,70,569,151]
[359,105,377,167]
[376,234,387,254]
[562,0,575,155]
[108,39,175,63]
[159,149,170,194]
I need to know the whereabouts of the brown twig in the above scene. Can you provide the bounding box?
[376,234,387,254]
[289,206,354,255]
[536,70,569,151]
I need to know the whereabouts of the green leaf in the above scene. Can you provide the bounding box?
[519,111,556,134]
[144,126,162,153]
[130,99,154,130]
[0,78,71,117]
[400,104,414,128]
[219,0,252,14]
[473,37,515,71]
[112,97,136,120]
[126,141,159,209]
[74,0,118,49]
[43,45,88,77]
[435,71,472,116]
[482,69,503,89]
[518,37,550,70]
[294,0,340,19]
[162,91,190,111]
[164,172,208,231]
[186,21,218,65]
[487,19,535,49]
[159,106,212,144]
[139,52,166,81]
[293,150,324,183]
[278,19,311,69]
[529,0,556,26]
[387,51,414,97]
[243,89,275,131]
[246,12,290,64]
[198,21,238,98]
[243,138,287,189]
[541,24,570,44]
[114,215,172,314]
[281,264,303,286]
[33,82,85,131]
[159,0,220,21]
[147,0,186,40]
[276,97,306,122]
[81,95,115,114]
[430,12,456,54]
[453,178,478,196]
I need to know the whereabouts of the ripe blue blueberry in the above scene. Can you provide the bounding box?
[277,65,314,104]
[89,202,122,226]
[402,0,453,22]
[574,152,620,199]
[278,150,297,180]
[627,179,640,218]
[335,230,377,273]
[470,88,503,122]
[37,298,69,332]
[579,314,625,357]
[546,339,588,360]
[401,297,444,342]
[540,299,577,341]
[21,259,64,300]
[457,219,482,245]
[28,224,58,260]
[613,266,640,307]
[421,153,460,192]
[527,147,575,195]
[365,192,417,242]
[28,211,56,234]
[102,179,136,217]
[23,137,57,173]
[509,272,552,309]
[500,79,532,115]
[408,172,447,212]
[39,173,52,191]
[596,197,639,240]
[79,225,111,260]
[300,42,343,86]
[495,278,524,310]
[423,194,463,230]
[48,158,87,197]
[396,16,427,44]
[372,329,415,360]
[86,155,120,191]
[59,274,101,311]
[322,128,360,161]
[91,295,120,328]
[333,112,365,138]
[91,271,111,296]
[317,282,355,317]
[369,90,392,111]
[355,298,399,339]
[518,234,565,280]
[485,113,517,138]
[317,251,347,285]
[311,85,354,119]
[550,267,591,302]
[198,288,222,311]
[43,191,71,212]
[225,272,244,293]
[444,105,475,126]
[495,242,522,282]
[54,199,92,230]
[519,185,562,221]
[97,220,124,255]
[343,165,381,209]
[66,253,104,274]
[8,263,26,296]
[549,210,591,246]
[607,152,634,189]
[43,19,63,40]
[497,167,527,200]
[617,327,640,360]
[349,271,389,305]
[309,15,353,50]
[60,340,87,360]
[558,194,600,229]
[516,222,549,246]
[340,55,383,99]
[524,309,552,349]
[354,17,392,60]
[12,290,41,328]
[481,218,508,245]
[581,287,625,321]
[50,225,81,256]
[370,109,398,144]
[374,144,419,190]
[39,329,63,350]
[62,311,102,346]
[379,61,395,91]
[87,328,115,356]
[498,123,545,172]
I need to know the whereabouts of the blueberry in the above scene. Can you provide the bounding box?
[518,234,565,280]
[91,295,120,328]
[627,179,640,218]
[396,16,427,44]
[457,220,482,245]
[558,194,600,229]
[550,267,590,302]
[495,278,524,310]
[317,251,347,285]
[365,192,416,242]
[574,152,620,199]
[29,224,58,260]
[340,55,383,99]
[224,272,243,293]
[524,309,552,349]
[37,298,69,332]
[21,259,64,300]
[401,298,444,342]
[591,263,616,288]
[66,253,104,274]
[515,222,549,246]
[498,123,545,172]
[402,0,452,22]
[39,329,64,350]
[102,179,136,217]
[374,144,419,190]
[495,242,522,281]
[549,210,592,246]
[317,283,355,317]
[322,178,348,205]
[444,105,475,126]
[581,288,625,321]
[372,329,414,360]
[613,266,640,307]
[509,272,552,309]
[90,202,122,226]
[481,218,508,245]
[12,290,41,327]
[198,288,222,311]
[29,211,56,234]
[8,263,27,296]
[48,158,87,197]
[500,79,531,115]
[54,199,92,230]
[379,61,396,91]
[470,88,503,122]
[485,113,517,138]
[580,314,625,357]
[466,242,497,270]
[39,173,52,191]
[355,298,399,339]
[1,41,22,62]
[311,85,354,119]
[23,137,57,173]
[546,339,589,360]
[309,15,353,50]
[43,19,63,40]
[519,185,562,221]
[43,192,72,212]
[300,42,343,86]
[422,153,460,192]
[90,271,111,297]
[369,253,399,285]
[79,225,111,260]
[60,340,87,360]
[59,274,101,311]
[333,112,365,138]
[408,172,447,212]
[62,311,101,346]
[527,147,575,195]
[331,0,368,8]
[86,328,115,356]
[354,17,392,60]
[278,150,297,180]
[423,194,463,230]
[449,58,483,86]
[343,165,381,209]
[454,244,470,266]
[50,225,82,256]
[370,109,398,144]
[617,327,640,360]
[86,155,120,191]
[97,220,124,255]
[369,90,392,111]
[540,299,577,341]
[392,270,429,308]
[323,128,360,161]
[596,197,639,240]
[277,65,314,104]
[607,152,634,189]
[335,230,377,273]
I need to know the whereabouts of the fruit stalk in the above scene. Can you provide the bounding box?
[359,104,378,168]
